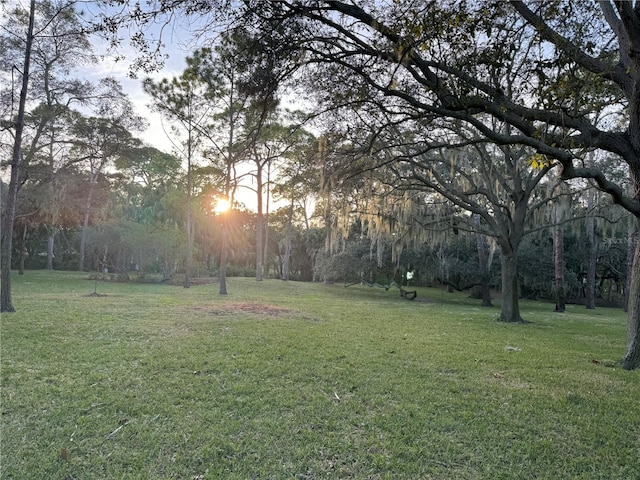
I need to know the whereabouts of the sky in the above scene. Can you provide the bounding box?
[90,57,182,154]
[83,5,193,154]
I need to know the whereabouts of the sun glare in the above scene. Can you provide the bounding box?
[213,198,231,214]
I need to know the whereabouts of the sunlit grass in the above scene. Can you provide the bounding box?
[1,271,639,479]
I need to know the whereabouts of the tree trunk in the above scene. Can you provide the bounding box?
[79,175,97,272]
[322,203,332,283]
[554,223,566,312]
[46,232,54,270]
[184,128,193,289]
[218,206,230,295]
[256,213,264,281]
[219,230,228,295]
[282,197,294,281]
[625,221,636,312]
[219,76,236,296]
[622,216,640,369]
[1,0,35,313]
[102,245,108,270]
[184,205,192,288]
[319,136,333,284]
[263,161,271,280]
[19,224,28,275]
[499,248,524,323]
[311,248,320,283]
[79,210,89,271]
[474,215,492,307]
[282,237,291,281]
[255,159,264,281]
[585,190,596,309]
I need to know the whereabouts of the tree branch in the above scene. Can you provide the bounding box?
[511,1,632,94]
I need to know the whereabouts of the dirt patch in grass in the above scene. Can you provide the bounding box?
[191,302,296,317]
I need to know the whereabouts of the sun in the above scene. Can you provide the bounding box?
[213,198,231,214]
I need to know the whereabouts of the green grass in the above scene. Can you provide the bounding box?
[2,271,639,479]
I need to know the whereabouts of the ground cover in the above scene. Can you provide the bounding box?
[1,271,639,479]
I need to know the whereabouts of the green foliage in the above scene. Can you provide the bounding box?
[314,232,499,290]
[224,265,257,278]
[114,147,182,188]
[2,272,639,479]
[518,226,629,305]
[315,241,377,283]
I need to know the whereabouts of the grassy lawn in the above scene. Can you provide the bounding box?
[2,271,639,479]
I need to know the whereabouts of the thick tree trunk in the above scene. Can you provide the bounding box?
[554,224,566,312]
[625,221,636,312]
[620,9,640,368]
[622,216,640,369]
[499,248,523,323]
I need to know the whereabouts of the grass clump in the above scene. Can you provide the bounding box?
[2,271,639,479]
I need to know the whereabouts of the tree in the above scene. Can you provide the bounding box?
[179,43,252,294]
[1,0,35,312]
[242,114,310,281]
[199,55,236,293]
[1,0,132,308]
[69,114,142,270]
[235,28,302,281]
[186,30,297,292]
[316,96,560,321]
[473,214,493,307]
[20,104,85,271]
[549,178,572,312]
[272,127,318,281]
[199,27,301,282]
[401,140,553,323]
[143,59,213,287]
[2,0,95,269]
[586,185,598,310]
[114,146,182,190]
